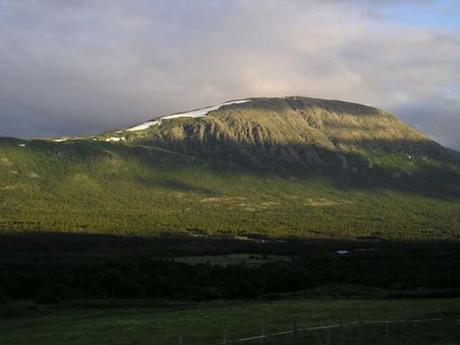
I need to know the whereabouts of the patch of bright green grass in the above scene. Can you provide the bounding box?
[174,253,291,266]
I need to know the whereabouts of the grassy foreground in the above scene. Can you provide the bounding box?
[1,298,459,345]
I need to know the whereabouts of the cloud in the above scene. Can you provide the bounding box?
[393,97,460,149]
[0,0,459,149]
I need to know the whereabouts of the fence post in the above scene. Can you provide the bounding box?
[402,318,408,345]
[385,322,389,345]
[292,318,297,345]
[440,312,446,344]
[260,322,264,345]
[326,328,331,345]
[224,329,228,345]
[340,319,345,344]
[179,334,183,345]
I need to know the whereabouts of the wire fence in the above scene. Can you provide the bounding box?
[218,317,458,345]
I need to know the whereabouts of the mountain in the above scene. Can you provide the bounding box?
[1,97,459,240]
[99,96,457,176]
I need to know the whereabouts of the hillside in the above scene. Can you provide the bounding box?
[0,97,459,239]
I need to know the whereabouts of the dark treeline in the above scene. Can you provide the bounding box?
[0,233,459,304]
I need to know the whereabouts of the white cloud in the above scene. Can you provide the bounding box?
[0,0,459,149]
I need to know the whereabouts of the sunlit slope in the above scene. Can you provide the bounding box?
[0,97,459,239]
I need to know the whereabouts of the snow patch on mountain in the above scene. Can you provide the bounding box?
[127,99,250,132]
[105,137,126,142]
[127,120,160,132]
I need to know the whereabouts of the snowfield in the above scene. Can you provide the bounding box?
[105,137,126,142]
[127,99,250,132]
[126,120,160,132]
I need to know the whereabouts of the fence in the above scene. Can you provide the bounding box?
[219,317,457,345]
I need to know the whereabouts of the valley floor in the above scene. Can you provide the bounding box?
[1,234,459,344]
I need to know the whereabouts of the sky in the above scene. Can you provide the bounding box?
[0,0,459,150]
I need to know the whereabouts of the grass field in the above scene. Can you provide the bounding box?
[1,299,459,345]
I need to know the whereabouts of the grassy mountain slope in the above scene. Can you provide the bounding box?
[1,97,459,239]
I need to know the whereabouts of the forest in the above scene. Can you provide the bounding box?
[1,233,458,309]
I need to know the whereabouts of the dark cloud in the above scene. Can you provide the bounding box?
[392,98,460,150]
[0,0,459,150]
